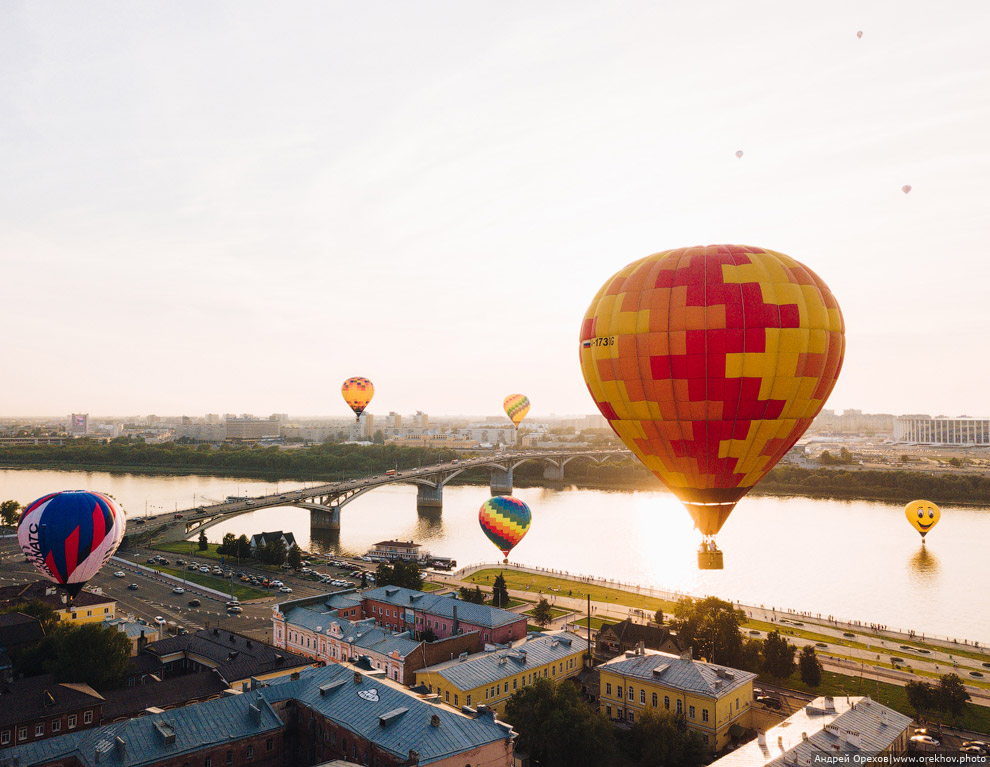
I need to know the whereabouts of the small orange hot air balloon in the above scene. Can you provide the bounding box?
[857,30,863,39]
[735,150,744,159]
[580,245,845,568]
[341,377,374,421]
[902,185,912,194]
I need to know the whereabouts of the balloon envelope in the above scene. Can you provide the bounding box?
[341,377,374,419]
[905,499,940,538]
[902,185,912,194]
[17,491,126,597]
[735,150,744,159]
[479,496,532,558]
[580,244,845,536]
[857,30,863,38]
[503,394,531,428]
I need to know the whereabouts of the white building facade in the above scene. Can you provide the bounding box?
[893,415,990,445]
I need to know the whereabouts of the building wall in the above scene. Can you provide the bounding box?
[0,705,102,749]
[598,668,753,752]
[62,600,116,624]
[364,599,526,645]
[415,650,584,714]
[894,416,990,445]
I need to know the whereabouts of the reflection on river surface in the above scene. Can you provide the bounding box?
[1,469,987,643]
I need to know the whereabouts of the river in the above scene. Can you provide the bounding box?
[1,468,987,644]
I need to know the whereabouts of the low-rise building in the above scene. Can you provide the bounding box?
[100,670,229,723]
[0,582,116,624]
[363,586,528,645]
[415,631,588,714]
[368,540,422,561]
[144,629,316,691]
[710,695,912,766]
[598,648,757,752]
[594,619,687,662]
[248,531,297,552]
[0,612,45,657]
[104,618,160,655]
[0,674,104,748]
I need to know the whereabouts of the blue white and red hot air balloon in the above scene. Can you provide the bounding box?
[17,491,126,599]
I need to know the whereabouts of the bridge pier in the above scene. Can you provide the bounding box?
[490,467,513,496]
[543,463,565,481]
[416,484,443,511]
[310,506,341,531]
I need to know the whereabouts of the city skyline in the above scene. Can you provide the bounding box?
[3,2,989,417]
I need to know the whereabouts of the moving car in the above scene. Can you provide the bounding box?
[756,695,783,710]
[172,587,185,594]
[127,583,139,590]
[114,571,126,578]
[910,735,939,748]
[188,599,201,607]
[279,586,293,593]
[154,616,166,625]
[227,605,243,613]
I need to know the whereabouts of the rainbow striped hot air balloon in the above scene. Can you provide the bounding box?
[503,394,530,429]
[17,490,126,600]
[341,377,374,421]
[479,496,532,563]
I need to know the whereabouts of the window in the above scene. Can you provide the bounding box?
[702,709,709,722]
[86,610,92,617]
[68,715,77,729]
[266,738,273,752]
[627,686,633,701]
[605,705,611,718]
[640,689,645,704]
[664,696,670,710]
[504,682,508,693]
[617,686,623,699]
[606,683,612,696]
[689,705,695,719]
[52,720,61,733]
[71,613,77,620]
[485,688,489,700]
[18,728,27,742]
[104,607,109,613]
[206,758,213,767]
[466,695,472,706]
[703,734,709,744]
[84,711,93,724]
[454,695,459,706]
[736,697,740,711]
[513,679,517,690]
[246,745,253,760]
[226,750,233,765]
[627,711,635,723]
[652,692,658,707]
[35,723,44,736]
[0,732,8,746]
[445,691,449,703]
[676,700,682,714]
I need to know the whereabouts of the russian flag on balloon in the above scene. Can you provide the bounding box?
[17,490,126,598]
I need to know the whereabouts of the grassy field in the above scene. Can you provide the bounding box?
[762,669,990,734]
[485,596,529,609]
[523,605,570,621]
[466,569,678,614]
[420,581,444,592]
[572,616,618,631]
[156,565,268,601]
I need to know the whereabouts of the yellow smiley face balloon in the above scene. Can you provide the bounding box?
[905,499,940,539]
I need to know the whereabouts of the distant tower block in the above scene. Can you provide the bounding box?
[490,467,513,496]
[310,506,340,531]
[416,484,443,511]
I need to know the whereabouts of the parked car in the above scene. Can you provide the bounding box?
[188,599,201,607]
[279,586,293,593]
[960,745,989,756]
[114,571,126,578]
[188,564,199,570]
[200,566,210,573]
[910,735,940,748]
[756,695,783,710]
[176,559,186,565]
[227,605,243,613]
[127,583,139,590]
[226,600,240,607]
[147,558,157,564]
[154,616,166,625]
[172,587,185,594]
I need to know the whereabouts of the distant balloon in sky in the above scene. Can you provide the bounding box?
[579,244,844,568]
[905,499,940,541]
[479,496,532,563]
[18,490,126,599]
[341,377,374,421]
[857,30,863,39]
[902,185,912,194]
[735,150,744,159]
[503,394,531,429]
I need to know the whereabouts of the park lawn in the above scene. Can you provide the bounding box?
[527,624,548,633]
[572,616,618,631]
[156,541,226,561]
[420,581,444,592]
[467,568,680,614]
[485,597,529,609]
[764,669,990,735]
[523,605,570,621]
[157,565,268,601]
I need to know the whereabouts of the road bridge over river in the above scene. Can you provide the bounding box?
[145,449,630,544]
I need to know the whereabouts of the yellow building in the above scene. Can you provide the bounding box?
[415,631,588,714]
[0,582,116,625]
[598,648,756,751]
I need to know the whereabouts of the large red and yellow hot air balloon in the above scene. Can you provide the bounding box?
[341,377,374,421]
[580,245,844,567]
[479,496,532,564]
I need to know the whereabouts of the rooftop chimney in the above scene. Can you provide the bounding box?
[115,737,126,756]
[430,714,440,728]
[249,704,262,723]
[757,732,766,747]
[354,671,363,684]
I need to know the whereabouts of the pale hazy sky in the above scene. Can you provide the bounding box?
[2,1,989,419]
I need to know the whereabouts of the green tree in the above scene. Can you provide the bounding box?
[621,708,708,767]
[762,630,797,679]
[458,585,486,604]
[373,429,384,445]
[739,638,763,673]
[504,677,616,767]
[670,597,745,666]
[420,627,437,642]
[492,573,510,608]
[261,538,287,566]
[935,674,970,719]
[799,645,823,687]
[198,530,208,551]
[360,571,368,588]
[948,457,962,467]
[1,600,60,634]
[236,534,252,560]
[0,499,21,527]
[839,447,853,464]
[218,532,237,556]
[376,560,424,590]
[818,450,838,465]
[906,680,935,715]
[21,623,132,691]
[532,597,554,627]
[287,544,302,570]
[653,609,664,626]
